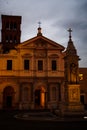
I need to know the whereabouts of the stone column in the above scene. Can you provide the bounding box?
[30,83,34,109]
[19,83,23,110]
[0,92,3,109]
[60,81,65,116]
[47,84,50,101]
[47,84,51,109]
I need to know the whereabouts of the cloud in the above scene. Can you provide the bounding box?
[0,0,87,67]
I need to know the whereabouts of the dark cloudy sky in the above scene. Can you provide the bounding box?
[0,0,87,67]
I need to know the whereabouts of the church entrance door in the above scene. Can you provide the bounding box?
[6,96,12,107]
[35,89,41,108]
[35,87,46,109]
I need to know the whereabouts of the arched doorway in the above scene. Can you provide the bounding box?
[34,87,47,109]
[3,86,15,109]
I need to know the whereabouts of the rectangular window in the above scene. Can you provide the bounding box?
[7,60,12,70]
[24,60,29,70]
[52,60,57,71]
[38,60,43,71]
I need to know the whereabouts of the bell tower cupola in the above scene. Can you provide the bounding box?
[37,22,42,36]
[63,28,84,114]
[1,14,21,53]
[65,28,80,84]
[66,28,77,55]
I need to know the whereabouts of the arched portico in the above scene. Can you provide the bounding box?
[3,86,15,109]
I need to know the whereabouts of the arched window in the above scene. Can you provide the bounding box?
[10,35,12,43]
[14,22,17,30]
[5,22,9,29]
[14,36,17,43]
[10,22,13,30]
[5,36,9,43]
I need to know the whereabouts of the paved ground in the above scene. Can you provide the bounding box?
[0,110,87,130]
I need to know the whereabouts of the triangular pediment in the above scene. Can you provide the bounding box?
[16,35,65,51]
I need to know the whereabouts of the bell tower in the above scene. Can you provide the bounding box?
[64,28,84,115]
[65,28,80,84]
[1,15,21,53]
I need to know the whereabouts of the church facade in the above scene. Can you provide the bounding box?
[0,15,84,115]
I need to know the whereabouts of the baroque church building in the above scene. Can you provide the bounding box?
[0,15,84,115]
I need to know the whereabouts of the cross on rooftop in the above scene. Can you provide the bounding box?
[68,28,72,40]
[68,28,72,37]
[38,21,41,28]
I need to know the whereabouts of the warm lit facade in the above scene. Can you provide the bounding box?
[79,68,87,109]
[0,15,85,115]
[0,30,65,110]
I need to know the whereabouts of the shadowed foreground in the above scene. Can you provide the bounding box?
[0,110,87,130]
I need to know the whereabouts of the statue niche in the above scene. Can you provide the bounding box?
[70,63,77,84]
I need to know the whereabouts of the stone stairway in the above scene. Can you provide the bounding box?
[14,109,58,121]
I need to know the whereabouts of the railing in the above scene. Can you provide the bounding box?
[0,69,64,77]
